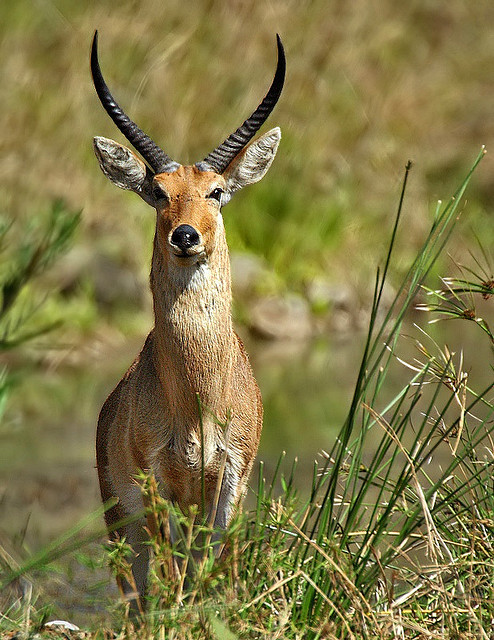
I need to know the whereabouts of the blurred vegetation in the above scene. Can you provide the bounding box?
[0,1,493,634]
[0,0,492,523]
[0,201,81,349]
[1,152,493,638]
[0,0,493,569]
[1,0,493,330]
[0,199,80,424]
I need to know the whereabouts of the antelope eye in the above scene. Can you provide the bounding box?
[207,187,223,203]
[153,183,169,203]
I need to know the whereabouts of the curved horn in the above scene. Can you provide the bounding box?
[91,31,178,174]
[199,35,286,174]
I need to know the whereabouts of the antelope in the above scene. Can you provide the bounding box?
[91,31,285,600]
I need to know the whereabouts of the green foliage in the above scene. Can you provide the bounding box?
[0,199,80,631]
[226,178,347,289]
[0,200,81,349]
[2,0,494,300]
[418,231,494,345]
[2,2,493,637]
[1,150,493,639]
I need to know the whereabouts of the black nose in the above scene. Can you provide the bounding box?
[170,224,200,250]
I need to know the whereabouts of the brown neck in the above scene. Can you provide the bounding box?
[150,221,235,420]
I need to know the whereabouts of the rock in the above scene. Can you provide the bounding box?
[57,248,145,309]
[44,620,80,632]
[306,278,355,313]
[91,253,145,309]
[249,294,313,340]
[305,277,363,334]
[230,253,269,297]
[329,308,354,334]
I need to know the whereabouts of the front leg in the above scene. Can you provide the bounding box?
[211,458,246,533]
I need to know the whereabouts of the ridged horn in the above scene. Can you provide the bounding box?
[91,31,179,174]
[198,35,286,174]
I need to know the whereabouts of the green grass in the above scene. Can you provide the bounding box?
[1,2,494,637]
[0,200,81,348]
[1,150,493,638]
[1,0,494,315]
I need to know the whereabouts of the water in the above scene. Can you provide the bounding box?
[1,310,492,547]
[1,308,492,626]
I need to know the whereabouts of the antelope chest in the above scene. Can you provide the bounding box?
[156,428,225,506]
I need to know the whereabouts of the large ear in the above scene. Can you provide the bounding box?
[222,127,281,204]
[93,136,154,205]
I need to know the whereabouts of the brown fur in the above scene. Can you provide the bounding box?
[96,163,264,599]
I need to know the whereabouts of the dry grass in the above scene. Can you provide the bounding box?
[1,0,493,291]
[1,3,493,638]
[1,149,492,638]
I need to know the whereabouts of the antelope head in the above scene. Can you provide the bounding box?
[91,32,285,269]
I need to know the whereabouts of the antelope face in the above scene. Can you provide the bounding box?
[91,31,285,269]
[93,126,281,268]
[152,167,226,267]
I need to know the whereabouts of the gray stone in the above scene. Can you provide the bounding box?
[230,253,269,297]
[329,308,355,334]
[249,294,313,340]
[91,253,145,309]
[56,248,145,309]
[306,278,355,312]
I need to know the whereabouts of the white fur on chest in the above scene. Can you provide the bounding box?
[167,261,229,331]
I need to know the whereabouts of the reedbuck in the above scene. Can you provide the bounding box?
[91,32,285,599]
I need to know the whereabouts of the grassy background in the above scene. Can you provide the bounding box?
[1,2,494,636]
[1,0,493,555]
[1,0,493,308]
[2,152,492,638]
